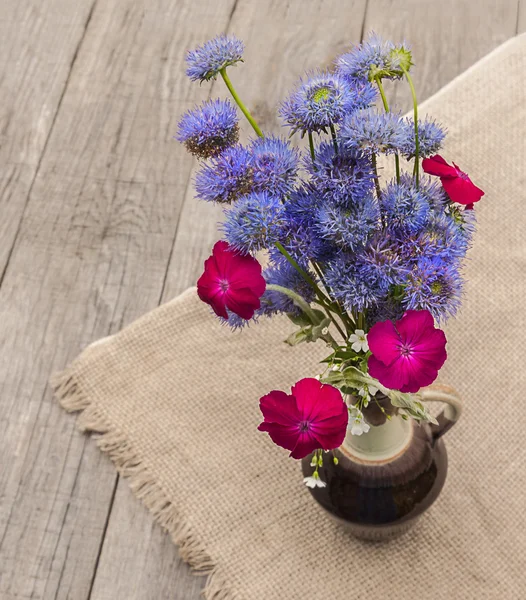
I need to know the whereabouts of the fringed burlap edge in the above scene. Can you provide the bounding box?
[50,367,242,600]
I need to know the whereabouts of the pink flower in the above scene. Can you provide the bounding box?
[258,378,348,459]
[197,240,266,320]
[422,154,484,206]
[368,310,447,393]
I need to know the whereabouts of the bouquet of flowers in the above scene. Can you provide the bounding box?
[177,33,484,488]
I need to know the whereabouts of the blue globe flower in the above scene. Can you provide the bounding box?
[399,118,446,159]
[250,136,299,197]
[186,35,244,82]
[325,254,387,312]
[280,71,376,135]
[401,211,469,263]
[336,33,395,81]
[304,142,375,206]
[177,99,239,158]
[359,235,409,287]
[222,191,285,254]
[403,257,462,322]
[316,192,380,251]
[195,145,253,203]
[336,33,412,82]
[340,108,405,155]
[381,176,430,234]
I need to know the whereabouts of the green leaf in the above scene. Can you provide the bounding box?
[286,312,312,327]
[389,391,438,425]
[285,329,309,346]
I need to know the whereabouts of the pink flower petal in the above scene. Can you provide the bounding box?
[367,320,401,366]
[290,431,318,459]
[422,154,456,178]
[441,176,485,205]
[412,328,448,367]
[396,310,434,346]
[225,286,260,320]
[258,390,299,426]
[258,421,299,453]
[368,354,407,390]
[310,410,348,450]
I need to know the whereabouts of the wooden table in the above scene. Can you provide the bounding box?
[0,1,523,598]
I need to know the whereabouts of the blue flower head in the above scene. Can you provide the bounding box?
[336,33,412,82]
[222,191,285,254]
[177,99,239,158]
[402,211,469,264]
[316,192,380,251]
[340,108,405,155]
[403,257,462,322]
[195,144,253,203]
[250,136,299,197]
[325,254,387,312]
[381,176,430,234]
[283,184,324,227]
[271,218,335,267]
[280,71,376,135]
[359,235,409,287]
[305,142,375,206]
[186,35,244,82]
[260,258,316,316]
[400,118,446,159]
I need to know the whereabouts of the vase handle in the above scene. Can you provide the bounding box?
[419,383,462,441]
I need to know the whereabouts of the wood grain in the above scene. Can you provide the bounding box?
[0,0,521,598]
[0,0,97,273]
[0,1,234,598]
[518,0,526,31]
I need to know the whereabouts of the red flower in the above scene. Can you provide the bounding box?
[368,310,447,394]
[258,378,348,459]
[422,154,484,206]
[197,240,266,320]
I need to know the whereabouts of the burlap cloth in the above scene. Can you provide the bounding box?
[52,36,526,600]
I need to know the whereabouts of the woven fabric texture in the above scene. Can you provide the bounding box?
[52,35,526,600]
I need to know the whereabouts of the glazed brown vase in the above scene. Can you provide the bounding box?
[301,384,462,541]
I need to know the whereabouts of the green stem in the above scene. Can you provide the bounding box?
[401,66,419,187]
[273,242,348,339]
[371,153,382,200]
[308,131,316,164]
[274,242,326,300]
[220,68,264,138]
[375,76,400,182]
[329,124,338,154]
[312,261,352,335]
[266,284,317,322]
[267,284,340,351]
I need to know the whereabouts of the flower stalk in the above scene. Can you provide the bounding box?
[401,66,420,186]
[374,76,401,182]
[220,68,264,138]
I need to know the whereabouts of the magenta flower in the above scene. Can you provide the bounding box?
[197,240,266,320]
[422,154,484,206]
[258,378,348,459]
[368,310,447,393]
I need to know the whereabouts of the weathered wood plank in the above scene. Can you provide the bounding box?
[0,0,96,276]
[0,1,235,598]
[518,0,526,31]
